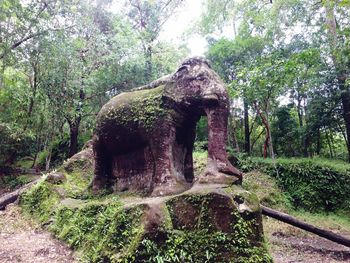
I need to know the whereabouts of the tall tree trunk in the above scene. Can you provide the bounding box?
[297,94,303,128]
[325,130,334,158]
[303,134,310,157]
[316,127,321,155]
[68,119,80,157]
[251,129,264,153]
[339,79,350,161]
[24,62,39,131]
[253,101,274,159]
[145,45,152,82]
[45,149,52,171]
[243,98,250,154]
[338,122,348,147]
[266,115,275,159]
[325,1,350,161]
[230,116,240,152]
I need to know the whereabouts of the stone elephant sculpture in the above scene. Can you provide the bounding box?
[92,57,242,196]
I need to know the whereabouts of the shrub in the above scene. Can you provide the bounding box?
[232,154,350,212]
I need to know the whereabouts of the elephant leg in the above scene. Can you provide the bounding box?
[92,135,112,192]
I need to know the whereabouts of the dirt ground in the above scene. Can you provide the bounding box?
[0,204,76,263]
[1,204,350,262]
[264,216,350,263]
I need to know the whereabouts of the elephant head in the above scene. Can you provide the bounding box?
[164,57,242,183]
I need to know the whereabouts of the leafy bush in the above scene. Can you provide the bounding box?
[0,123,35,166]
[0,174,33,190]
[232,154,350,212]
[194,140,208,152]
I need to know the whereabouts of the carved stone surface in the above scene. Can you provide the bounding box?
[92,57,242,196]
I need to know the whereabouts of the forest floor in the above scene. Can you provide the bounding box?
[1,169,350,262]
[0,204,76,263]
[264,216,350,263]
[243,170,350,263]
[1,203,349,263]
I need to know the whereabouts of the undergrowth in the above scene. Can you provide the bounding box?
[0,174,34,190]
[231,153,350,212]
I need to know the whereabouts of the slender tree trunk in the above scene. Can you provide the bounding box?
[31,115,44,168]
[45,149,52,171]
[297,94,303,128]
[266,115,275,159]
[338,122,348,147]
[230,116,240,152]
[325,130,334,158]
[145,45,152,82]
[251,129,264,153]
[68,119,80,157]
[24,62,39,131]
[316,128,321,155]
[339,79,350,161]
[303,135,310,157]
[243,98,250,154]
[253,101,274,158]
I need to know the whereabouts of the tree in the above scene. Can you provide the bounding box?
[324,0,350,161]
[124,0,184,82]
[207,37,265,154]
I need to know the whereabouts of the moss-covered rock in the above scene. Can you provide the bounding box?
[97,86,170,132]
[18,99,270,262]
[20,176,271,262]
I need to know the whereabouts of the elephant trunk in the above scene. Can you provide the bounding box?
[204,105,242,183]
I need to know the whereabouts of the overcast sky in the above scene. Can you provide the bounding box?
[159,0,207,56]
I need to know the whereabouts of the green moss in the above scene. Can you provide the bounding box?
[242,171,290,210]
[99,86,170,131]
[20,182,60,223]
[60,170,92,198]
[49,200,144,263]
[159,192,271,262]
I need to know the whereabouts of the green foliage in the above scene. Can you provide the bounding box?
[235,155,350,212]
[134,230,271,263]
[51,201,143,263]
[20,182,60,223]
[195,116,208,142]
[271,105,300,156]
[0,174,34,190]
[242,170,291,210]
[0,123,35,166]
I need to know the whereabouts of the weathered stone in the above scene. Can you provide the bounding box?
[19,151,272,262]
[92,57,242,196]
[46,172,66,184]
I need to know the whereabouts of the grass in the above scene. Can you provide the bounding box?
[242,170,291,211]
[290,210,350,233]
[193,151,207,176]
[242,169,350,245]
[252,156,350,173]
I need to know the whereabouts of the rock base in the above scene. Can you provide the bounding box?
[20,179,272,262]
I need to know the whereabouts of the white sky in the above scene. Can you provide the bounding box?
[159,0,207,56]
